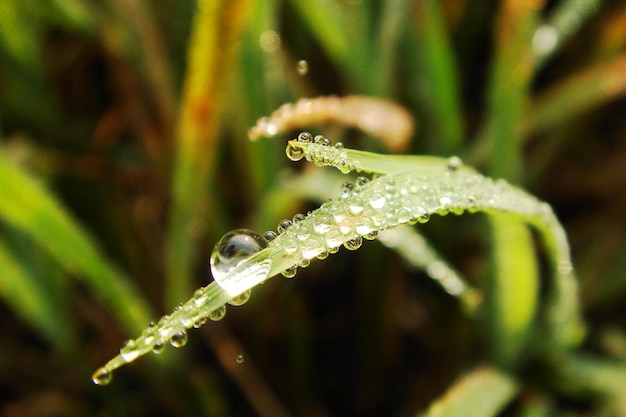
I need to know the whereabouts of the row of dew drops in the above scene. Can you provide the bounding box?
[93,132,464,386]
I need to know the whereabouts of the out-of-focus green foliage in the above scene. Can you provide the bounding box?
[1,0,625,416]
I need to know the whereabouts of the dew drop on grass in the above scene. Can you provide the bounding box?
[209,305,227,321]
[210,229,272,296]
[282,266,297,278]
[92,367,112,385]
[344,236,363,251]
[236,354,245,364]
[296,59,308,75]
[228,289,252,306]
[170,331,188,348]
[286,143,304,161]
[152,342,165,354]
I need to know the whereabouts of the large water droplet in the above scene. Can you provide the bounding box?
[170,331,188,348]
[152,342,165,354]
[92,367,112,385]
[282,266,297,278]
[286,143,304,161]
[210,229,271,295]
[236,354,245,363]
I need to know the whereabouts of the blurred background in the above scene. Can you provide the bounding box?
[1,0,626,416]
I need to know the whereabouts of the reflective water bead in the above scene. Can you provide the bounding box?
[264,230,277,242]
[293,213,306,225]
[286,143,304,161]
[210,230,268,281]
[296,59,308,75]
[341,182,355,199]
[369,195,386,209]
[152,342,165,354]
[355,176,369,187]
[120,340,140,362]
[355,217,374,235]
[349,198,364,214]
[278,219,293,233]
[300,259,311,268]
[228,289,252,306]
[344,236,363,251]
[325,229,344,248]
[364,231,378,240]
[170,331,188,348]
[316,251,329,260]
[236,354,245,364]
[297,131,312,143]
[314,214,333,233]
[334,142,344,150]
[92,368,112,385]
[282,236,298,254]
[314,134,325,144]
[193,317,207,328]
[282,266,297,278]
[447,156,462,171]
[322,137,331,146]
[209,305,227,321]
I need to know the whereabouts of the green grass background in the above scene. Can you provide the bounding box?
[1,0,625,416]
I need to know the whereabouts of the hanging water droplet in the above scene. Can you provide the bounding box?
[286,143,304,161]
[236,354,245,364]
[210,229,271,295]
[193,317,207,328]
[300,259,310,268]
[298,131,312,143]
[316,251,329,260]
[277,219,293,233]
[228,289,252,306]
[92,367,112,385]
[344,236,363,251]
[209,305,227,321]
[170,331,188,348]
[296,59,309,75]
[364,231,378,240]
[152,342,165,354]
[282,266,297,278]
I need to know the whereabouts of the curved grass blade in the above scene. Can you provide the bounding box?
[93,133,584,383]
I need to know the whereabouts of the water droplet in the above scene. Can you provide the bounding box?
[120,339,140,362]
[152,342,165,354]
[282,266,297,278]
[298,131,312,143]
[364,231,378,240]
[293,213,306,224]
[264,230,277,242]
[314,135,325,144]
[322,137,331,146]
[210,229,271,295]
[286,143,304,161]
[355,217,374,235]
[209,305,227,321]
[236,354,245,364]
[193,317,207,328]
[296,59,309,75]
[278,219,293,233]
[349,198,364,214]
[300,259,310,268]
[170,331,188,348]
[316,251,329,260]
[369,195,386,209]
[335,142,344,150]
[228,289,252,306]
[325,229,344,248]
[447,156,462,171]
[344,236,363,251]
[92,368,112,385]
[355,176,369,187]
[341,182,355,199]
